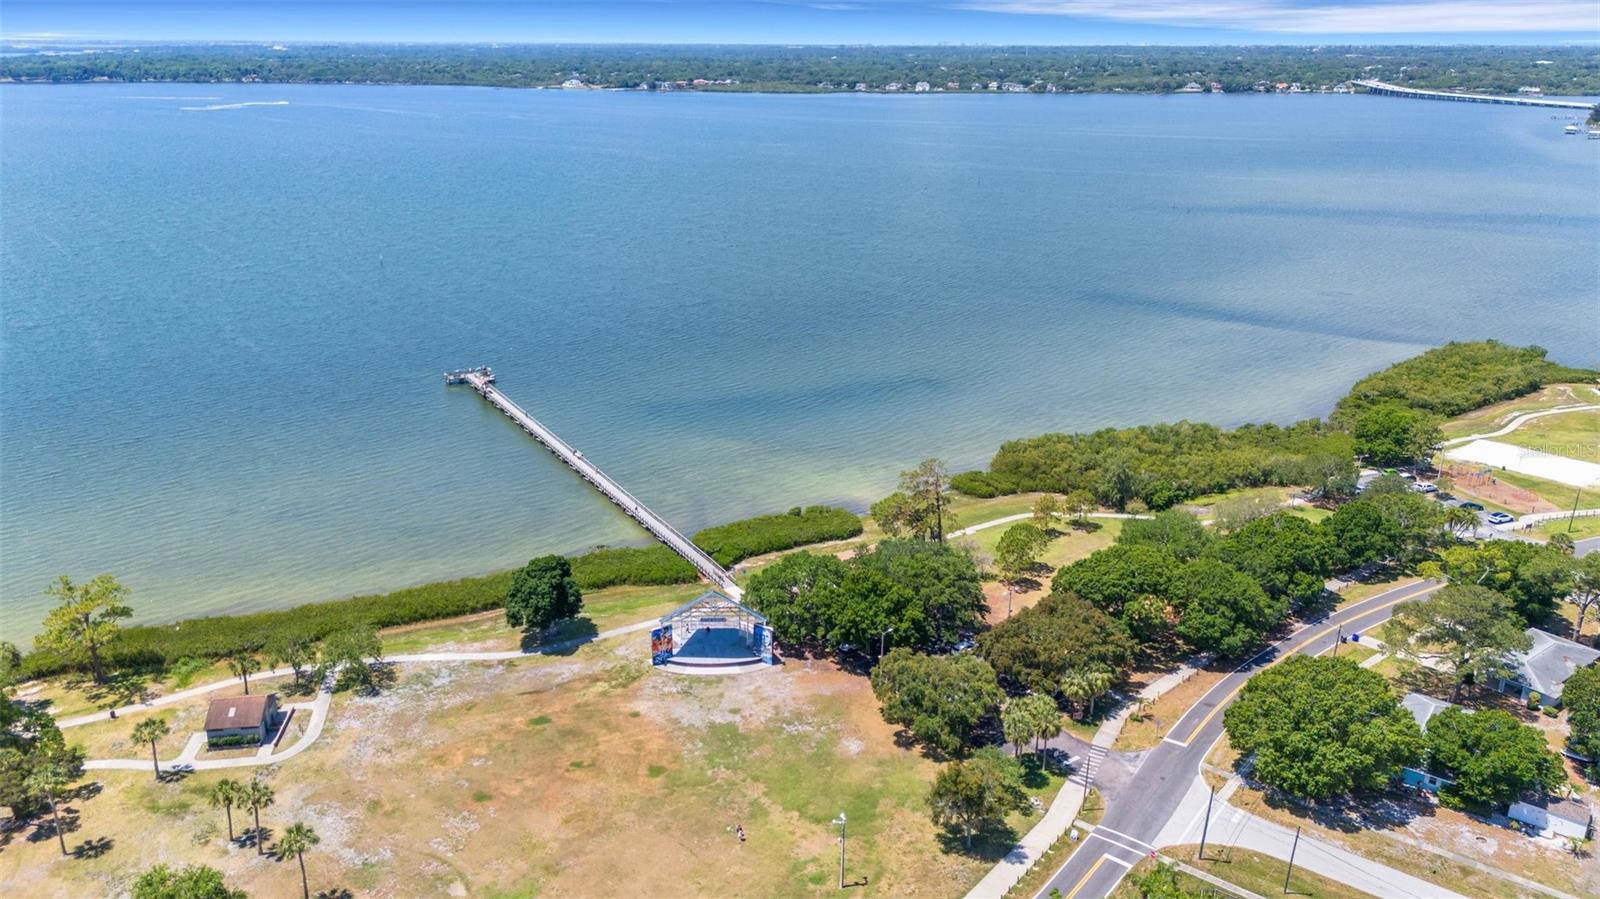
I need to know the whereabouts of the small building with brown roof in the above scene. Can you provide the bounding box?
[204,693,279,747]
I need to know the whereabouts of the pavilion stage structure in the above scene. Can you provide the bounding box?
[651,591,776,676]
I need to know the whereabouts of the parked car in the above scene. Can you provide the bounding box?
[1413,481,1438,493]
[1487,511,1515,526]
[1460,502,1485,512]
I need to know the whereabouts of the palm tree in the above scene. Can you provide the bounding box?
[24,740,75,856]
[278,822,321,899]
[130,716,172,779]
[208,778,243,843]
[1550,532,1575,555]
[1059,668,1092,720]
[1445,505,1478,539]
[242,779,275,854]
[228,652,261,695]
[1080,667,1116,720]
[1000,699,1034,757]
[1024,693,1063,758]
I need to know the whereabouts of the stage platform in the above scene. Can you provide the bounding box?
[659,627,773,676]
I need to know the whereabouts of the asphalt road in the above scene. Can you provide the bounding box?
[1037,578,1442,899]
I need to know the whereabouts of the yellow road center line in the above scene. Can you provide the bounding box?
[1063,853,1111,899]
[1173,587,1436,746]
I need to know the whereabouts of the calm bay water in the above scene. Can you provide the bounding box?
[3,85,1596,640]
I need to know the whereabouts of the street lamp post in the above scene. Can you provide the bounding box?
[879,627,895,658]
[833,811,848,889]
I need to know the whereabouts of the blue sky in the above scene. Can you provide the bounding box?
[4,1,1596,44]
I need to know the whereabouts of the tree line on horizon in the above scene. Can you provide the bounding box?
[5,44,1599,96]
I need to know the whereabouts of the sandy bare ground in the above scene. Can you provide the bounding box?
[1444,439,1600,489]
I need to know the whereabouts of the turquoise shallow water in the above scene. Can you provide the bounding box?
[2,85,1596,640]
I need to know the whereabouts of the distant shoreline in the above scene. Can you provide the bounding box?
[5,43,1597,99]
[5,79,1598,100]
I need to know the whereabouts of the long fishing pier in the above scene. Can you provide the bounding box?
[446,366,741,598]
[1353,79,1594,110]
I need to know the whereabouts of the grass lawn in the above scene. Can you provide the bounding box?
[380,582,706,655]
[1334,644,1380,666]
[1490,469,1587,515]
[1495,408,1600,459]
[1169,845,1379,899]
[1439,384,1600,439]
[1114,667,1229,752]
[1550,600,1600,644]
[1333,573,1424,610]
[1111,856,1238,899]
[1183,486,1297,514]
[14,659,237,722]
[6,634,1050,898]
[967,518,1121,570]
[1202,733,1240,790]
[1284,504,1333,523]
[1537,516,1600,541]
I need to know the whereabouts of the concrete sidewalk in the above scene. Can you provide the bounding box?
[1158,780,1470,899]
[964,659,1208,899]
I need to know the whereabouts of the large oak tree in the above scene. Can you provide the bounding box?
[1224,656,1423,799]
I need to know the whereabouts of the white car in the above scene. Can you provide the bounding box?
[1486,511,1515,526]
[1413,481,1437,494]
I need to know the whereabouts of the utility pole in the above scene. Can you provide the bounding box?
[1332,625,1342,656]
[1569,488,1583,532]
[1197,785,1215,861]
[1283,825,1302,893]
[838,809,851,883]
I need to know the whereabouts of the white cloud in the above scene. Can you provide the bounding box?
[957,0,1600,32]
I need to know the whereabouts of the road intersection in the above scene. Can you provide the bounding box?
[1036,578,1442,899]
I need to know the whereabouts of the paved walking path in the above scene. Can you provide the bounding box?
[1440,403,1600,448]
[85,677,334,772]
[949,511,1150,539]
[59,618,660,731]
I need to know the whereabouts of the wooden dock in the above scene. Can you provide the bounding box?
[446,366,741,598]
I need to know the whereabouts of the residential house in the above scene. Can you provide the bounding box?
[1177,82,1204,93]
[1509,795,1593,840]
[205,693,279,747]
[1398,693,1459,793]
[1491,628,1600,706]
[914,81,931,93]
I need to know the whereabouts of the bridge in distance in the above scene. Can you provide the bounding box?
[1354,79,1595,110]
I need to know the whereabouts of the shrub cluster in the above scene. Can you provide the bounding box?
[961,419,1353,510]
[21,569,517,679]
[1331,340,1597,425]
[568,546,697,589]
[20,504,864,680]
[692,505,863,567]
